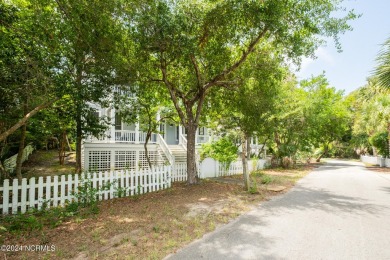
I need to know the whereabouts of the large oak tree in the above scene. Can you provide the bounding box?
[125,0,357,184]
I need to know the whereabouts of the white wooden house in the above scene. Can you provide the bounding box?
[82,87,265,172]
[82,101,212,172]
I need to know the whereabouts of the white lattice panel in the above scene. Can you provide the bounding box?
[115,151,136,170]
[139,151,163,169]
[88,151,111,171]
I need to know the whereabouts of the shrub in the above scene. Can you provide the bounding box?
[369,132,389,157]
[200,136,238,166]
[261,175,273,184]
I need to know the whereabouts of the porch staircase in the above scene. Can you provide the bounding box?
[168,145,187,164]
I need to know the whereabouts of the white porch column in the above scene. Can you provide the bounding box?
[135,122,140,144]
[110,108,115,143]
[156,111,160,121]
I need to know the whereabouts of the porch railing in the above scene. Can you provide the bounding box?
[196,135,209,144]
[115,130,136,142]
[139,132,157,144]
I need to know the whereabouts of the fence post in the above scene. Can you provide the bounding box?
[29,177,36,209]
[38,177,43,210]
[45,176,51,209]
[12,179,18,214]
[53,176,58,207]
[21,178,27,213]
[60,175,65,206]
[3,179,9,215]
[168,165,172,188]
[215,161,219,177]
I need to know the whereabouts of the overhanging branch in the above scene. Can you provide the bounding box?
[203,27,268,91]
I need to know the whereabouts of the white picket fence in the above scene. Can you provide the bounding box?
[0,158,271,215]
[172,163,187,182]
[0,166,171,215]
[218,160,243,176]
[3,145,35,173]
[216,159,269,177]
[361,155,390,167]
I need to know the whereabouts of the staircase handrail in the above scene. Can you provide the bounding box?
[157,134,175,165]
[179,134,201,172]
[179,134,187,151]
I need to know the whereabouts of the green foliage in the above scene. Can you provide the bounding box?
[375,37,390,89]
[73,173,115,213]
[2,214,43,233]
[369,132,389,157]
[252,171,265,178]
[0,173,121,233]
[0,200,81,234]
[200,136,238,166]
[126,0,357,181]
[302,75,350,143]
[251,170,273,185]
[248,178,258,194]
[349,77,390,157]
[261,175,273,185]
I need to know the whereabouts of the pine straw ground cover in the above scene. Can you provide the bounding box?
[1,163,320,260]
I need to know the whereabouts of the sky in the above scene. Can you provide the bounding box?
[295,0,390,95]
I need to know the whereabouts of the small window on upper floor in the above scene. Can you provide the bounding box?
[115,114,122,130]
[198,127,205,135]
[92,111,100,119]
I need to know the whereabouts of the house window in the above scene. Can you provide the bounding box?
[115,114,122,130]
[198,127,205,135]
[92,111,100,119]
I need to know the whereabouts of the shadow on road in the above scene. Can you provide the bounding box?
[314,160,363,171]
[168,159,388,260]
[262,185,387,216]
[380,186,390,194]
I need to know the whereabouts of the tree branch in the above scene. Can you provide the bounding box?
[203,27,268,91]
[194,90,206,125]
[0,99,58,142]
[190,55,202,88]
[159,53,188,127]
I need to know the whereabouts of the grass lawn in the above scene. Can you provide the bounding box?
[1,162,321,260]
[21,150,76,179]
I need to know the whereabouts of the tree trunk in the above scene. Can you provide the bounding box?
[15,123,27,181]
[186,124,198,185]
[75,105,82,173]
[59,131,66,165]
[316,144,329,162]
[144,131,152,169]
[66,134,72,152]
[0,160,7,180]
[242,134,250,191]
[247,135,251,160]
[0,100,56,143]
